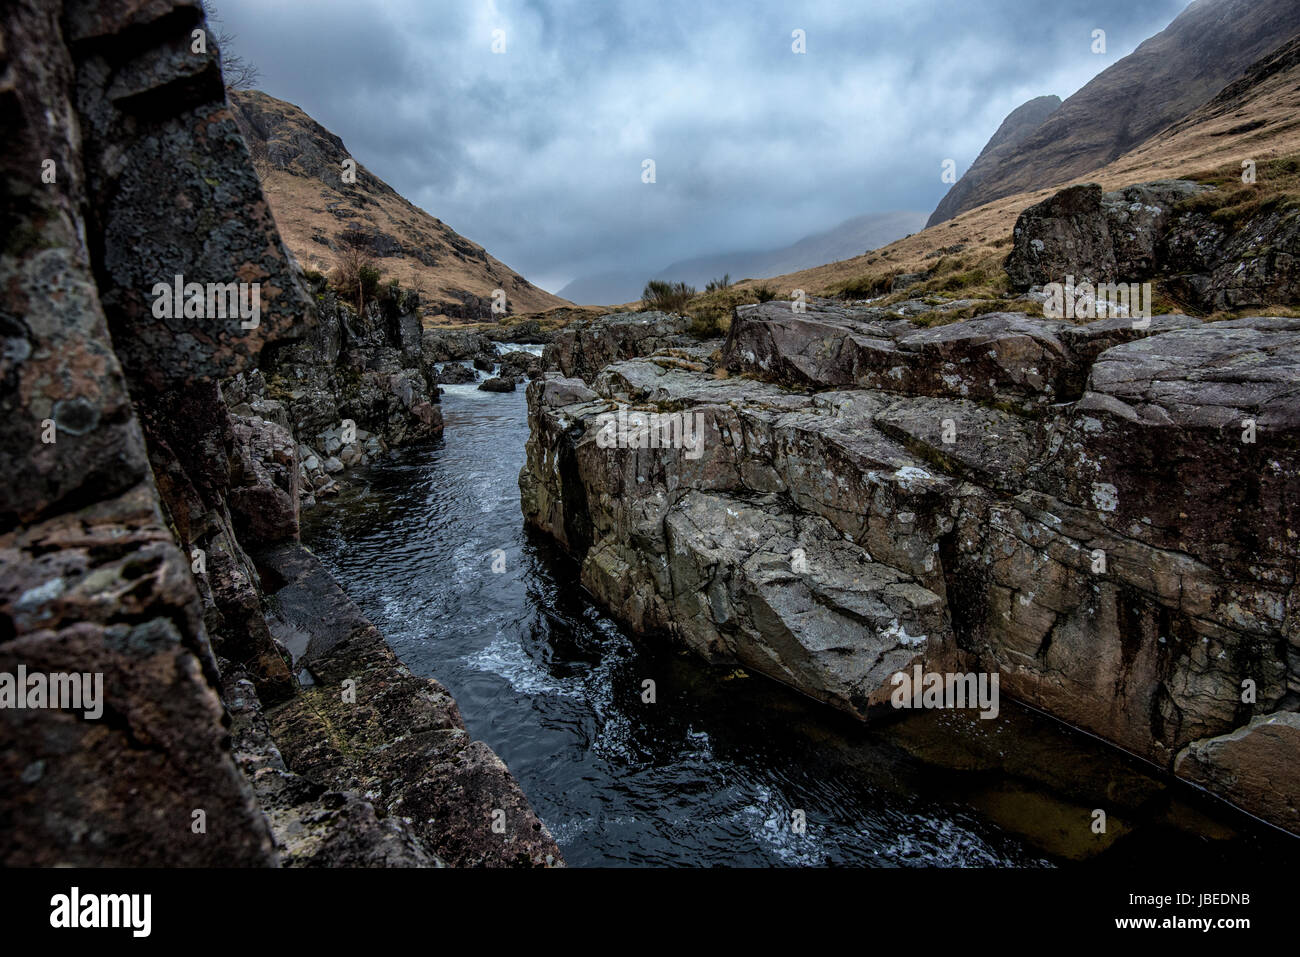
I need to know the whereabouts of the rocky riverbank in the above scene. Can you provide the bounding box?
[1,0,558,866]
[521,301,1300,835]
[223,278,444,506]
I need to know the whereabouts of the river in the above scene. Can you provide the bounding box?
[300,353,1298,867]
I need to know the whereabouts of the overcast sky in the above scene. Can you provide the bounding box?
[212,0,1190,292]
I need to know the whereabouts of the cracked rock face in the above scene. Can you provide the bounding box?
[660,490,948,716]
[1005,179,1300,312]
[3,0,552,867]
[255,281,444,453]
[721,302,1088,407]
[543,311,693,381]
[521,305,1300,834]
[1,0,283,866]
[68,0,314,395]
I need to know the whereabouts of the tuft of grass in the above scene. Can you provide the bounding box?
[642,279,696,314]
[1178,154,1300,227]
[934,298,1044,322]
[834,272,896,299]
[686,313,731,338]
[682,286,755,338]
[835,248,1013,305]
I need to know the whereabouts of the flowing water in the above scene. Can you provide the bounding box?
[301,354,1299,868]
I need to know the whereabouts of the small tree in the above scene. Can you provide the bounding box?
[203,3,263,91]
[332,228,381,314]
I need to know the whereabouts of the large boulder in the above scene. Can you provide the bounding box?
[421,327,495,362]
[498,350,544,380]
[722,302,1086,406]
[522,302,1300,834]
[1004,180,1208,288]
[1175,713,1300,834]
[1005,178,1300,311]
[1004,184,1122,287]
[436,362,477,385]
[542,311,691,381]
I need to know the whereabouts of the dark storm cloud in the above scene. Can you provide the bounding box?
[211,0,1190,291]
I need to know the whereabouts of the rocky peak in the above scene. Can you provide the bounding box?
[970,94,1061,167]
[928,0,1300,226]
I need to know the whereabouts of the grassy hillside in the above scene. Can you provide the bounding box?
[230,90,569,323]
[732,36,1300,315]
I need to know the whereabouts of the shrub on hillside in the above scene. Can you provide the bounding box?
[358,265,383,305]
[641,279,696,314]
[331,228,385,313]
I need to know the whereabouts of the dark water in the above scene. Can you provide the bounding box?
[301,375,1299,868]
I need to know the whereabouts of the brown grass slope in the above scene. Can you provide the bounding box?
[229,90,569,321]
[742,31,1300,310]
[927,0,1300,226]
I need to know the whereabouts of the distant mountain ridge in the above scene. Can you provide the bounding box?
[928,0,1300,226]
[971,95,1061,165]
[558,210,926,305]
[230,90,569,320]
[738,25,1300,310]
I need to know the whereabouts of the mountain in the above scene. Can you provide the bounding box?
[658,211,929,292]
[927,0,1300,226]
[555,270,648,307]
[1158,30,1300,141]
[229,90,569,320]
[557,210,926,305]
[970,95,1061,165]
[739,30,1300,305]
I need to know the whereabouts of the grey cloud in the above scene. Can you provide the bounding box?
[212,0,1190,292]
